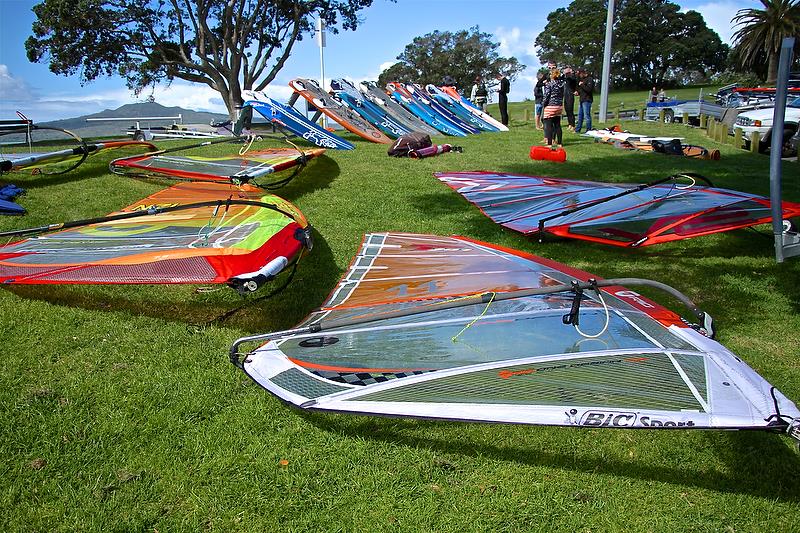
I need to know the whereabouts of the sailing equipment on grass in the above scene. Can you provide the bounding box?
[614,139,721,160]
[0,184,25,215]
[408,144,462,159]
[0,125,156,175]
[289,78,393,144]
[435,171,800,247]
[0,181,311,293]
[433,85,509,132]
[230,233,800,441]
[241,91,355,150]
[110,147,325,188]
[584,126,682,145]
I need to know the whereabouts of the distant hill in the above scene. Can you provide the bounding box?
[41,102,230,138]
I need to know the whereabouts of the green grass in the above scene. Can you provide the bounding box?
[2,97,800,532]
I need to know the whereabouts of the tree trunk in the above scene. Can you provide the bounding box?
[226,92,244,123]
[766,51,778,85]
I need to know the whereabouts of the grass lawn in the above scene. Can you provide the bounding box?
[2,91,799,532]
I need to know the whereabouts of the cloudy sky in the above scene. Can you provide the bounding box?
[0,0,759,120]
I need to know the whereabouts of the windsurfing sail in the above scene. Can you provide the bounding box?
[230,233,800,441]
[0,181,311,293]
[241,91,354,150]
[110,147,325,188]
[435,171,800,247]
[1,127,156,175]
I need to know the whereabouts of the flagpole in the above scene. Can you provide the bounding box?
[598,0,615,124]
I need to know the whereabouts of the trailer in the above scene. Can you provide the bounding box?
[645,96,724,125]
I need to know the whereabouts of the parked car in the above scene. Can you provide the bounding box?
[790,128,800,156]
[734,97,800,158]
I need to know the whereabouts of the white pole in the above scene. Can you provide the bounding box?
[317,16,327,128]
[598,0,615,124]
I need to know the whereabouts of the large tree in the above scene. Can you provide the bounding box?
[377,26,525,91]
[731,0,800,84]
[534,0,607,76]
[535,0,728,88]
[26,0,378,120]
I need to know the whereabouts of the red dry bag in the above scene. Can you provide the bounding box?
[529,145,567,162]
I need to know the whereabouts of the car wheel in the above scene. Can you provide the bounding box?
[134,131,146,142]
[663,110,675,124]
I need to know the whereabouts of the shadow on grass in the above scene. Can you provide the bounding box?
[0,226,340,335]
[274,153,339,201]
[299,411,800,503]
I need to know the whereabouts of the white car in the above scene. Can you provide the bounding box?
[734,97,800,157]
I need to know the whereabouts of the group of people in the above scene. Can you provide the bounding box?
[456,61,594,138]
[469,74,510,126]
[534,62,595,147]
[650,86,668,102]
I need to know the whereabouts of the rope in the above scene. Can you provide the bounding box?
[195,202,228,247]
[238,133,256,156]
[254,130,309,191]
[451,292,495,342]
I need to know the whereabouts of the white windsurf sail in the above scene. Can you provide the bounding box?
[231,233,800,441]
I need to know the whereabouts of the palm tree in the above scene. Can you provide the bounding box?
[731,0,800,84]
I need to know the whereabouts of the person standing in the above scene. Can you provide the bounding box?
[575,68,595,133]
[470,76,488,112]
[538,66,565,147]
[497,73,510,126]
[533,71,547,130]
[562,66,578,131]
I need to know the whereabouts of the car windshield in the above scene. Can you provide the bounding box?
[789,97,800,108]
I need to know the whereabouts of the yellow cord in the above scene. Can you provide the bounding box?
[238,133,256,156]
[451,292,495,342]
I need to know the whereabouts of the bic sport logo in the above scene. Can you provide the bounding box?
[577,410,696,428]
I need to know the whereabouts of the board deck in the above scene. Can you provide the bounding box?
[360,82,442,136]
[289,78,392,145]
[386,82,469,136]
[430,85,509,132]
[242,92,354,150]
[330,79,410,138]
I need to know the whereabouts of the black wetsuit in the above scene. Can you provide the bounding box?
[563,72,577,128]
[498,76,510,126]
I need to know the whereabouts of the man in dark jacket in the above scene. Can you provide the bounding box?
[562,66,578,131]
[534,71,547,129]
[496,73,510,126]
[575,68,595,133]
